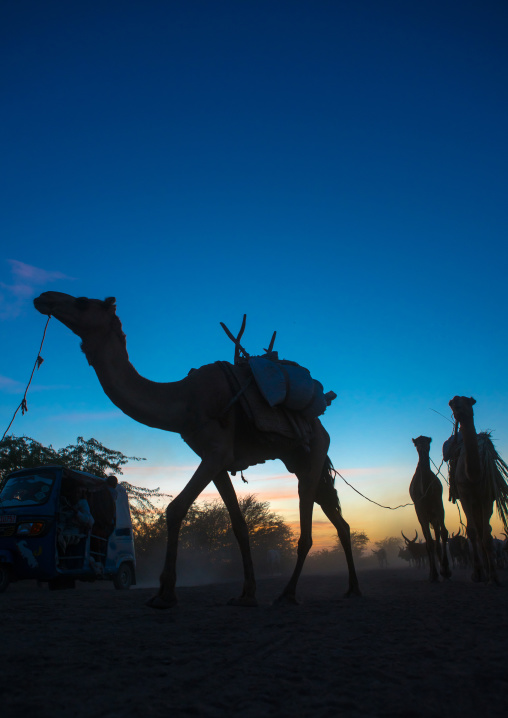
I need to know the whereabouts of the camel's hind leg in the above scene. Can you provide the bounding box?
[318,491,361,597]
[436,523,452,578]
[480,503,501,585]
[460,495,490,583]
[276,480,317,604]
[276,425,330,604]
[214,471,258,606]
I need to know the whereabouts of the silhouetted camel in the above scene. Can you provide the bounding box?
[34,292,361,608]
[410,436,451,581]
[445,396,508,584]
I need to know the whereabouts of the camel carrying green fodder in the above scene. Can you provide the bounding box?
[444,397,508,584]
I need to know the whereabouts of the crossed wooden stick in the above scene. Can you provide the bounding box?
[220,315,277,364]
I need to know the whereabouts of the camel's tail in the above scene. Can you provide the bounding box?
[315,456,342,513]
[478,432,508,532]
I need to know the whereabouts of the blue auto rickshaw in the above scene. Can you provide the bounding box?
[0,465,136,592]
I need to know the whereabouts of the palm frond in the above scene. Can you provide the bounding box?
[478,432,508,532]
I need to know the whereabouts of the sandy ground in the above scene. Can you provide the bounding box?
[2,567,507,718]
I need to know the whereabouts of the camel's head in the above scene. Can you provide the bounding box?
[412,435,432,454]
[33,292,120,359]
[449,396,476,425]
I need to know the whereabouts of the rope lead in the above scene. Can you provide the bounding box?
[1,316,51,441]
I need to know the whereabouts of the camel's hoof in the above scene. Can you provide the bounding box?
[471,572,483,583]
[146,595,177,610]
[344,587,362,598]
[441,570,452,579]
[273,593,299,606]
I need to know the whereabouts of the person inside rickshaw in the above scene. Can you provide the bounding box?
[88,475,118,572]
[57,482,94,568]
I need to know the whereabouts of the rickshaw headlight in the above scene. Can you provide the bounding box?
[17,522,45,536]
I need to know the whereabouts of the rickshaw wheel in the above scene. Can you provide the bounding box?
[0,564,11,593]
[113,562,133,590]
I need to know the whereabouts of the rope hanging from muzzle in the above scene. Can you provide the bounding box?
[332,467,414,510]
[1,316,51,441]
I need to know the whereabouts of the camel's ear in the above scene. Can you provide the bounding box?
[429,437,432,444]
[103,297,116,310]
[412,438,416,445]
[469,397,476,406]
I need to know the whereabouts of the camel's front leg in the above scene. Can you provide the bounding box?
[147,456,226,610]
[214,471,258,606]
[420,523,440,583]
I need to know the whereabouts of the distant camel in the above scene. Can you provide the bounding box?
[409,436,451,581]
[445,396,508,584]
[34,291,361,608]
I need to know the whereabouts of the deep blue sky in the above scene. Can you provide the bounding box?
[1,1,507,545]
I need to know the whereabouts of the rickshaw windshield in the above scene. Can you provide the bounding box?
[0,473,55,507]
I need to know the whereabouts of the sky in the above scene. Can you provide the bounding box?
[1,1,508,551]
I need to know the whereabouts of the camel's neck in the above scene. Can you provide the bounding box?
[414,450,433,493]
[458,415,482,482]
[82,328,188,433]
[416,451,431,471]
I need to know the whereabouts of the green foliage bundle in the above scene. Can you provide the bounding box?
[478,431,508,532]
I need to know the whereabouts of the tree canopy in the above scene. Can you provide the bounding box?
[180,494,295,558]
[134,494,296,575]
[374,536,403,554]
[0,434,168,525]
[334,529,369,557]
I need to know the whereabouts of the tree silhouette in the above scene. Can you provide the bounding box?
[134,494,296,573]
[334,529,369,558]
[0,434,168,525]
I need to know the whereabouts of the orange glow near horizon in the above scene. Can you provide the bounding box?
[122,463,508,550]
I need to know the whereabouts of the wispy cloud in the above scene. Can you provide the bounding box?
[0,374,72,396]
[0,374,25,394]
[28,384,73,393]
[47,410,123,422]
[122,464,199,477]
[0,259,75,320]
